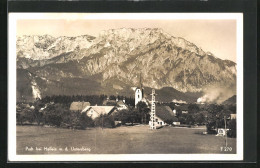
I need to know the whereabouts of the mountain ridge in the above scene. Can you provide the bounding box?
[16,28,236,103]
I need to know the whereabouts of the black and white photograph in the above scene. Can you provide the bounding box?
[8,13,243,161]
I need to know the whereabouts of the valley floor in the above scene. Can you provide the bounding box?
[16,125,236,155]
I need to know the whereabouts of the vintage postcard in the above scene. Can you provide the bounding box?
[8,13,243,161]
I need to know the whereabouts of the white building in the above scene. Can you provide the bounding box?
[149,106,178,128]
[135,87,143,106]
[81,106,116,119]
[117,100,128,111]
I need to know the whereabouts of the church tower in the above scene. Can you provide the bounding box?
[135,74,144,106]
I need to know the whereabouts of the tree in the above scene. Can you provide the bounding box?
[188,104,200,114]
[109,95,116,100]
[228,105,236,113]
[17,105,35,125]
[194,113,205,125]
[185,114,195,125]
[43,103,63,127]
[113,109,139,125]
[177,115,186,124]
[79,112,94,128]
[205,104,234,134]
[33,100,45,125]
[136,102,150,124]
[70,111,82,129]
[227,119,236,138]
[94,114,115,128]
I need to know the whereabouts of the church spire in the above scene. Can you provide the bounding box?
[139,73,144,96]
[139,73,143,89]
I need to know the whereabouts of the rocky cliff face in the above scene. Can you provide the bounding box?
[16,28,236,102]
[17,34,95,60]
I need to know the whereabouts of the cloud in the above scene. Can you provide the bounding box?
[197,84,236,104]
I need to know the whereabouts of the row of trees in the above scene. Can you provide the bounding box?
[37,95,135,107]
[16,100,149,129]
[162,103,236,137]
[178,113,206,125]
[17,95,236,137]
[17,101,116,129]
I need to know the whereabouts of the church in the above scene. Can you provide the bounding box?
[134,75,178,129]
[134,75,149,107]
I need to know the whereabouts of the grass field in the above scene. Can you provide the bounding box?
[17,125,236,154]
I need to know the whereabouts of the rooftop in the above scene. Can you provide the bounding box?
[156,106,178,122]
[70,101,91,111]
[82,106,116,115]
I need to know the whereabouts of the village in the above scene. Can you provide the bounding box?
[15,75,238,155]
[16,78,237,153]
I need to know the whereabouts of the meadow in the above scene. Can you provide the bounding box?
[16,125,236,154]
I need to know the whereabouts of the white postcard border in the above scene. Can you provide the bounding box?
[8,13,243,161]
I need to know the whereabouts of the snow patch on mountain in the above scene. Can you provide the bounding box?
[17,28,237,94]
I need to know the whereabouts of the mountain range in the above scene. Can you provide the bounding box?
[16,28,236,103]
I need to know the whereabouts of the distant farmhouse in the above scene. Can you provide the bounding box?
[81,106,117,119]
[230,113,236,120]
[175,104,189,114]
[70,101,91,112]
[103,98,128,111]
[69,99,127,120]
[116,100,128,111]
[149,106,178,127]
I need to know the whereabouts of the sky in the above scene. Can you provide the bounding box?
[17,17,237,62]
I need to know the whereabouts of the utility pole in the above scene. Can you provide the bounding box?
[224,116,228,147]
[102,114,104,130]
[149,89,156,129]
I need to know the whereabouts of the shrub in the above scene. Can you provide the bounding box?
[113,109,139,125]
[79,112,94,128]
[46,114,62,126]
[194,113,205,125]
[17,108,35,124]
[94,114,115,128]
[69,111,94,129]
[43,104,63,126]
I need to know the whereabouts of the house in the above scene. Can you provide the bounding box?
[216,128,230,136]
[117,100,128,111]
[81,106,117,119]
[149,106,178,127]
[173,122,181,126]
[70,101,91,112]
[103,98,128,111]
[175,104,189,114]
[230,114,236,120]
